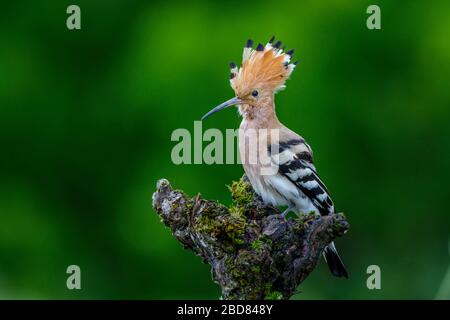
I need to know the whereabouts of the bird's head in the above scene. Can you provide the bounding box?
[202,37,297,121]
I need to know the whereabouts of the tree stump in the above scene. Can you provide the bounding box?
[152,176,349,300]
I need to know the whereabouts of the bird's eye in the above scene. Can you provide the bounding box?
[251,90,259,97]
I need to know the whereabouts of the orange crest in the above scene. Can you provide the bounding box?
[229,37,297,96]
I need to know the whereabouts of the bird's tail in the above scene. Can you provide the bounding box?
[323,242,348,278]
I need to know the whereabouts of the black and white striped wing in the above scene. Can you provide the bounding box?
[270,139,335,215]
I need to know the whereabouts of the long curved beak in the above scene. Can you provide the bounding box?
[201,97,243,121]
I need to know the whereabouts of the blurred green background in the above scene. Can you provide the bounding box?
[1,0,449,299]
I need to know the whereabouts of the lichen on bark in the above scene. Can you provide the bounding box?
[152,175,349,300]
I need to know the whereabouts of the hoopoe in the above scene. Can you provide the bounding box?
[201,37,348,278]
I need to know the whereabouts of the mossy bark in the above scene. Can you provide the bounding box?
[152,176,349,300]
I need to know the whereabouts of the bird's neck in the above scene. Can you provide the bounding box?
[240,96,281,130]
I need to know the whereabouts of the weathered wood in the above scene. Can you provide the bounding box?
[152,176,349,300]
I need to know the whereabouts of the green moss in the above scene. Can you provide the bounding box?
[264,291,283,300]
[195,204,246,247]
[251,266,261,273]
[224,216,246,244]
[227,177,256,217]
[262,283,283,300]
[225,255,246,283]
[228,177,254,206]
[226,251,260,291]
[194,177,252,245]
[251,239,263,253]
[229,206,244,219]
[223,249,284,300]
[292,219,305,234]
